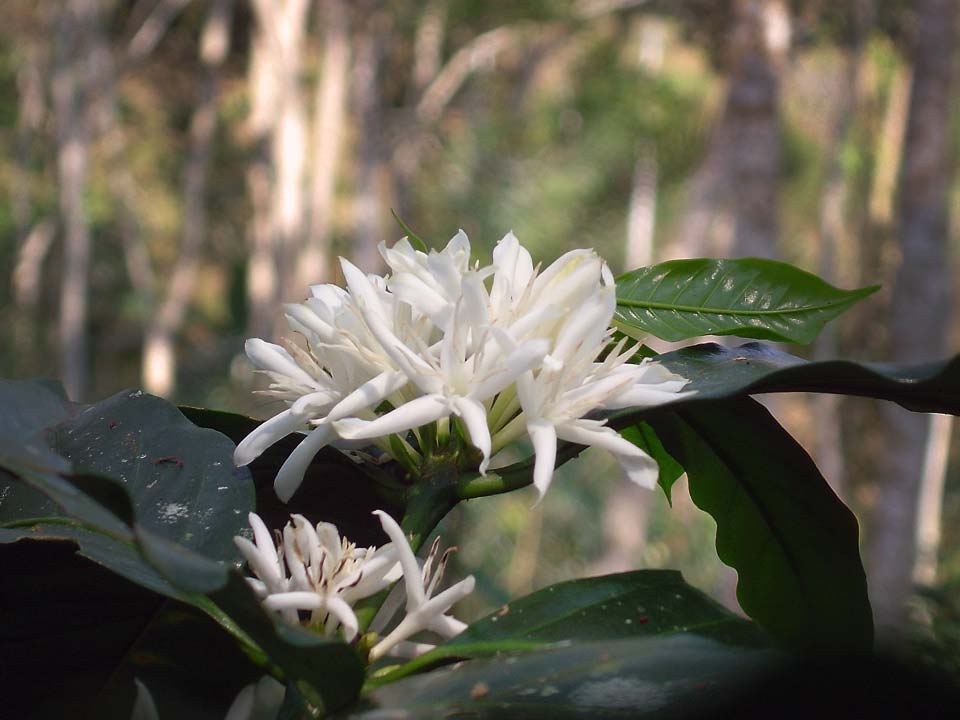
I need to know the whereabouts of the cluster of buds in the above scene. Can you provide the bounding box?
[234,232,690,502]
[235,510,474,660]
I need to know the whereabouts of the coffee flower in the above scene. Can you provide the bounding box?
[235,231,691,501]
[235,511,473,659]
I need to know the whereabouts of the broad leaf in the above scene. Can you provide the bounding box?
[370,570,765,687]
[642,398,872,652]
[209,573,366,715]
[615,259,878,344]
[648,341,960,415]
[181,406,402,546]
[353,635,783,719]
[0,540,167,718]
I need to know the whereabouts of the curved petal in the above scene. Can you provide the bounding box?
[323,596,360,640]
[452,396,491,474]
[274,425,337,502]
[325,370,409,422]
[556,421,658,489]
[527,418,558,501]
[245,338,316,387]
[334,394,449,440]
[234,408,308,466]
[373,510,425,608]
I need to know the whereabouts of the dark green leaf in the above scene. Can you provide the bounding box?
[647,341,960,415]
[209,572,365,715]
[0,378,72,474]
[643,398,872,652]
[51,390,253,561]
[0,539,166,718]
[615,259,878,344]
[371,570,765,686]
[0,522,182,598]
[353,635,783,719]
[181,406,401,546]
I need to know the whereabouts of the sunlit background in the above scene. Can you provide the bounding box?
[1,0,958,663]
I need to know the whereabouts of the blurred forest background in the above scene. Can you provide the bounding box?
[1,0,959,660]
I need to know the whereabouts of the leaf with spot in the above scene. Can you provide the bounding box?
[369,570,765,687]
[354,635,783,719]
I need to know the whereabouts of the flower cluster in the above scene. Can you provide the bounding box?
[234,231,690,501]
[235,510,474,660]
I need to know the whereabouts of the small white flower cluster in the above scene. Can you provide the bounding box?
[235,510,474,660]
[234,232,690,501]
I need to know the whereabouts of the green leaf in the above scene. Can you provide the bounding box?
[354,635,783,719]
[209,572,365,715]
[370,570,765,687]
[647,341,960,415]
[642,398,872,652]
[615,259,878,344]
[0,539,168,717]
[619,423,683,503]
[390,209,430,253]
[50,390,253,561]
[181,406,401,546]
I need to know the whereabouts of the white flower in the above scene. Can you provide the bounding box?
[234,512,399,638]
[234,230,692,502]
[367,510,475,661]
[234,512,473,660]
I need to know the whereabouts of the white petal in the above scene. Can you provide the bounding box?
[556,421,658,489]
[234,536,283,589]
[452,397,492,473]
[602,387,696,410]
[131,679,159,720]
[373,510,425,608]
[383,640,437,659]
[324,596,360,640]
[334,394,449,440]
[263,591,327,611]
[326,370,409,422]
[245,338,316,387]
[340,258,387,321]
[527,418,558,501]
[276,428,332,505]
[427,614,468,638]
[469,338,550,401]
[248,512,274,552]
[283,302,337,344]
[290,389,341,416]
[234,409,309,466]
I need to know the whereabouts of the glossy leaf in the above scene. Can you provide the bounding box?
[642,398,873,652]
[180,406,401,546]
[371,570,766,687]
[648,341,960,415]
[615,259,878,344]
[354,635,783,719]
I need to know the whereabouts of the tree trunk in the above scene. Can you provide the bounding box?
[671,0,788,260]
[300,0,350,288]
[813,0,873,498]
[726,0,789,258]
[245,28,279,339]
[913,413,953,586]
[866,0,957,639]
[142,0,234,397]
[53,0,95,402]
[350,10,390,272]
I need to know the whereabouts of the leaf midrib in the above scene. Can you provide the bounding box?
[616,294,862,316]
